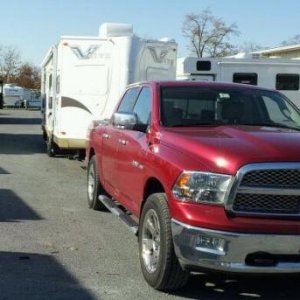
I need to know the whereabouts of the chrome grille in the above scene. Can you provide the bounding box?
[228,163,300,217]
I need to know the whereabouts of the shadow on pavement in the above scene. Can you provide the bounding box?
[0,117,42,125]
[171,272,300,299]
[0,133,45,155]
[0,189,43,222]
[0,251,97,300]
[0,110,45,155]
[0,167,10,174]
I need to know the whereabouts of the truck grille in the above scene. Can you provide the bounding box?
[241,169,300,188]
[228,163,300,217]
[233,194,300,214]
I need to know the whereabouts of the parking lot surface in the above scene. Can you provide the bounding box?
[0,109,299,300]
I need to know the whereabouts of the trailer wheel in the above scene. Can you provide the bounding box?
[87,156,107,210]
[46,137,59,157]
[139,193,189,291]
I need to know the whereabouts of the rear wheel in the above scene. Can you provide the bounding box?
[87,156,107,210]
[139,193,189,291]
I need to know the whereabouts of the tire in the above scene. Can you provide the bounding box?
[87,156,107,210]
[139,193,189,291]
[46,137,59,157]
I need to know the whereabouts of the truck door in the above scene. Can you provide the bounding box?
[100,87,140,194]
[96,124,119,192]
[114,87,151,214]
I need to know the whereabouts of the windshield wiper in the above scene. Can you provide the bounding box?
[170,121,226,127]
[169,120,300,131]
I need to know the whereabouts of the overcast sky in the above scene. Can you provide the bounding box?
[1,0,300,65]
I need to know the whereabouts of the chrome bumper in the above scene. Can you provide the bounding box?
[171,219,300,273]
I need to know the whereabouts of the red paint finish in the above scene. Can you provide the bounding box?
[86,81,300,234]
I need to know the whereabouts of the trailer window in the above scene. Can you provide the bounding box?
[196,61,211,71]
[43,73,46,92]
[48,74,53,90]
[48,96,53,109]
[56,75,60,94]
[276,74,299,90]
[233,73,257,85]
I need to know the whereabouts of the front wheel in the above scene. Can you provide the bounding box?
[139,193,189,291]
[87,156,107,210]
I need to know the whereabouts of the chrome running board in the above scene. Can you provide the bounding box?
[99,195,138,235]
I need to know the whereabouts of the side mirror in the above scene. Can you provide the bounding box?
[112,112,137,130]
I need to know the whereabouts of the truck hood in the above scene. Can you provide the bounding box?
[160,125,300,174]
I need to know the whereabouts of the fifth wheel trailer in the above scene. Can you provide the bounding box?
[41,22,177,157]
[177,56,300,108]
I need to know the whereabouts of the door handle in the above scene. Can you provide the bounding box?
[102,133,110,139]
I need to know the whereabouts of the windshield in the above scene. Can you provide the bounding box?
[160,86,300,130]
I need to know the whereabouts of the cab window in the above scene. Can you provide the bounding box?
[133,87,151,127]
[117,88,139,113]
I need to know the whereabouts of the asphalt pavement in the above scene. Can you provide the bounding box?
[0,109,299,300]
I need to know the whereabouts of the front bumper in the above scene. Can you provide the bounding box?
[171,219,300,273]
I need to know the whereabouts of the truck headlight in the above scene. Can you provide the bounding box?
[172,171,233,204]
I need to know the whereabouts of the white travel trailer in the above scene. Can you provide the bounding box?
[177,56,300,108]
[3,84,32,107]
[41,22,177,157]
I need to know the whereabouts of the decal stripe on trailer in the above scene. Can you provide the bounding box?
[61,97,92,114]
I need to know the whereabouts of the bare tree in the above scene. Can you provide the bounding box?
[280,34,300,46]
[0,46,21,83]
[238,42,264,53]
[182,9,239,57]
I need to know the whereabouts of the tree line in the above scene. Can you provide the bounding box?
[0,45,40,90]
[1,8,299,91]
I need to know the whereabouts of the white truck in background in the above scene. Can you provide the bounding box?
[177,56,300,108]
[41,22,177,157]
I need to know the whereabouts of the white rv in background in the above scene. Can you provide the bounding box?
[41,22,177,157]
[177,56,300,108]
[3,84,32,107]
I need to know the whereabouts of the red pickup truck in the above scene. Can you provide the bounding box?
[86,81,300,291]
